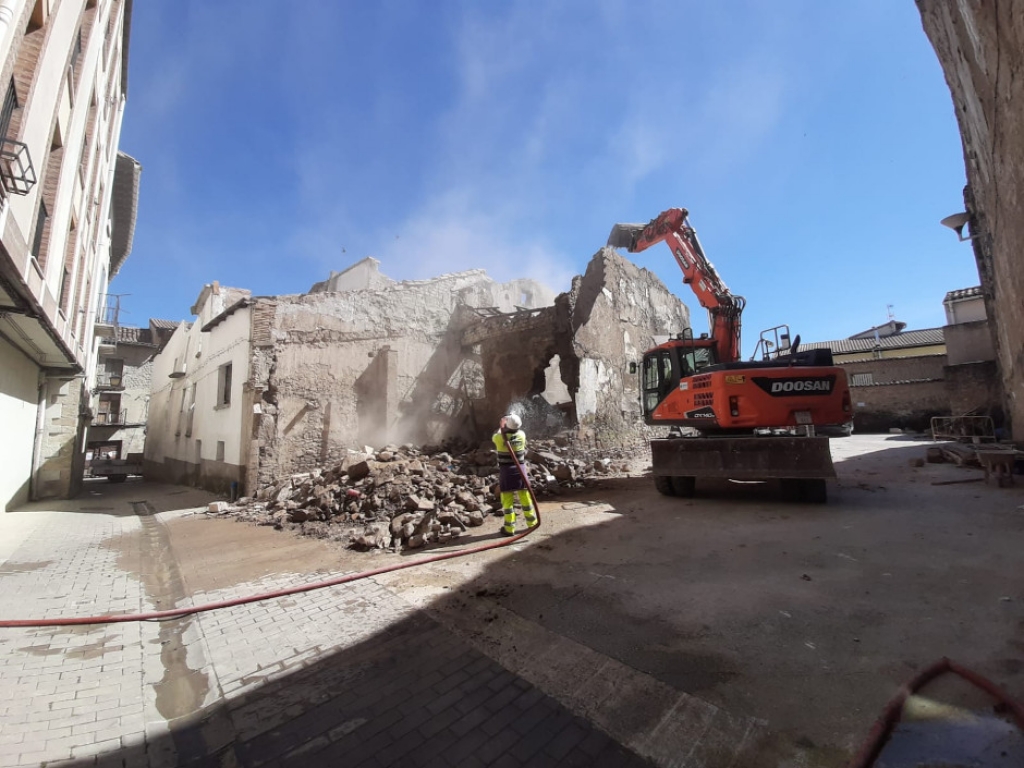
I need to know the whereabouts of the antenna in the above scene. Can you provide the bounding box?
[886,304,895,322]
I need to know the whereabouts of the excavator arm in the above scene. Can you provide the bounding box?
[608,207,745,364]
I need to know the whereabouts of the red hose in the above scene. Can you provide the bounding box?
[0,450,543,629]
[848,657,1024,768]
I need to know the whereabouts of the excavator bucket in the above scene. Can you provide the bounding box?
[607,222,645,250]
[651,436,836,481]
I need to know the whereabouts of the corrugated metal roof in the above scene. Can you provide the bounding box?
[800,328,945,355]
[150,319,181,329]
[943,286,982,302]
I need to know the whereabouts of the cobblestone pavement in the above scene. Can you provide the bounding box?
[0,482,656,767]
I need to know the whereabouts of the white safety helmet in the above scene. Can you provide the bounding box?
[503,414,522,430]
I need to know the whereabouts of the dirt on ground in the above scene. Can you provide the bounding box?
[118,435,1024,766]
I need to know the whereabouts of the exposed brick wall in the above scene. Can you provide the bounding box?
[945,361,1002,422]
[849,380,949,433]
[843,356,947,432]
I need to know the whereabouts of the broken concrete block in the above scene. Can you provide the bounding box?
[208,501,230,513]
[390,512,414,536]
[347,461,373,481]
[289,509,310,523]
[404,495,435,512]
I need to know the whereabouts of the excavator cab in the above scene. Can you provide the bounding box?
[639,332,718,421]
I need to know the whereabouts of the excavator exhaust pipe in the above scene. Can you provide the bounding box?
[607,222,645,250]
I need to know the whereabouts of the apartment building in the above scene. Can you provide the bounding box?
[0,0,138,511]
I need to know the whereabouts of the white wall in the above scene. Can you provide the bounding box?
[0,335,38,510]
[146,303,251,471]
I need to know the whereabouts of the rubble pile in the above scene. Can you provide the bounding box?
[221,436,644,552]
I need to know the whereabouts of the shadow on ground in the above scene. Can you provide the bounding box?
[46,437,1024,767]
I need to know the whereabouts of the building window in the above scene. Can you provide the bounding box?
[216,441,225,462]
[0,78,17,141]
[185,383,196,437]
[216,363,232,407]
[30,201,48,261]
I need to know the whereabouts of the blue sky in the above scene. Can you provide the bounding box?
[112,1,976,356]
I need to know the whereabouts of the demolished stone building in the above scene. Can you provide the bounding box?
[143,252,689,494]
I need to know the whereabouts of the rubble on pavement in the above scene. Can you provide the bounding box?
[215,435,643,552]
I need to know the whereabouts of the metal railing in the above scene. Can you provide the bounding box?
[95,372,124,389]
[931,415,996,443]
[95,302,119,327]
[93,409,128,426]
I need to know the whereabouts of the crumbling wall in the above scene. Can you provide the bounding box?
[917,2,1024,438]
[561,248,690,446]
[255,272,538,482]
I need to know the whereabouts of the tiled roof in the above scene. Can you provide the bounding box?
[852,377,945,387]
[943,286,982,302]
[799,328,945,355]
[150,318,181,329]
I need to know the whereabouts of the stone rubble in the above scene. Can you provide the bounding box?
[216,434,645,552]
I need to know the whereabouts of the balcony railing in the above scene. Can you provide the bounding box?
[93,409,128,426]
[95,372,124,390]
[95,303,119,328]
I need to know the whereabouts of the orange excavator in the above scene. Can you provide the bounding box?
[608,207,852,503]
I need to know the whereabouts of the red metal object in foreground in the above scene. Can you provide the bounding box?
[849,657,1024,768]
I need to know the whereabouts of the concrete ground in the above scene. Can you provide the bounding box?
[1,435,1022,766]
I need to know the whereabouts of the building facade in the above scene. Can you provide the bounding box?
[84,319,173,473]
[144,252,689,496]
[0,0,138,511]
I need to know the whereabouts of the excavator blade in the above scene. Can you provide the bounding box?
[650,436,836,481]
[607,222,645,250]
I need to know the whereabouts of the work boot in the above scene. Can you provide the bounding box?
[499,527,516,537]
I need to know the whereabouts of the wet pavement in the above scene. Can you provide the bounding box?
[0,480,659,767]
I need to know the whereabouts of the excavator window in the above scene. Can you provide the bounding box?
[641,351,676,416]
[680,347,713,375]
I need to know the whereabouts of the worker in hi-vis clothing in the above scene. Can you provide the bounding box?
[492,414,537,536]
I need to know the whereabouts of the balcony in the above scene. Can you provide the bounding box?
[94,303,118,336]
[94,372,124,391]
[92,409,127,426]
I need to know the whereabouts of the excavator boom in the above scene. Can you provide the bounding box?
[608,208,744,364]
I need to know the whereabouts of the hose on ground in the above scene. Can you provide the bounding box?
[0,448,543,629]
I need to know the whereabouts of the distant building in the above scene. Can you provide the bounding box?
[0,0,138,511]
[800,286,1002,432]
[85,319,175,474]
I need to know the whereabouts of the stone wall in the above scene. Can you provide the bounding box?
[562,249,689,446]
[844,355,947,432]
[944,320,995,366]
[917,2,1024,438]
[945,360,1002,422]
[247,251,690,485]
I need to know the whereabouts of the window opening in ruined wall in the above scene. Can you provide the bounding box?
[217,363,232,408]
[216,441,225,462]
